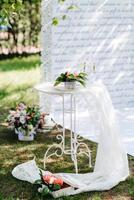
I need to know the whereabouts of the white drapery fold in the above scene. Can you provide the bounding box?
[57,81,129,195]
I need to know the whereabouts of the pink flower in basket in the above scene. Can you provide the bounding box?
[43,175,63,186]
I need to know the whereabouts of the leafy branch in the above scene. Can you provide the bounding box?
[52,0,78,26]
[0,0,23,25]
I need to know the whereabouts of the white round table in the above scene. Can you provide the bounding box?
[35,82,92,173]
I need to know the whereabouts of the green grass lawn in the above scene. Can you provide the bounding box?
[0,55,134,200]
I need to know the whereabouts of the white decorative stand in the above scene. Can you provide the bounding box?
[35,83,92,173]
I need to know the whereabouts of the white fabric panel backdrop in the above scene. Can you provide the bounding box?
[41,0,134,156]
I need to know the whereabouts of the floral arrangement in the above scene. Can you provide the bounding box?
[7,103,45,136]
[35,170,64,196]
[54,71,87,87]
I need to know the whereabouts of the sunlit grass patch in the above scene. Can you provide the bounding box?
[0,55,41,72]
[0,56,40,109]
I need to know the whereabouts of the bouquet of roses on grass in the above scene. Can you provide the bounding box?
[7,102,46,136]
[34,170,64,196]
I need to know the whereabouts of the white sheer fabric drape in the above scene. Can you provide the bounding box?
[56,81,129,195]
[12,81,129,196]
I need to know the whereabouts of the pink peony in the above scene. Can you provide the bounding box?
[66,72,70,76]
[42,175,63,186]
[74,72,78,77]
[43,175,56,184]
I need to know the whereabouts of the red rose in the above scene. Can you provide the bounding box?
[54,178,63,186]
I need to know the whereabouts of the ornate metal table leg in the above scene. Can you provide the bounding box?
[44,95,65,169]
[70,94,78,173]
[70,95,92,173]
[76,141,92,168]
[62,95,65,152]
[44,134,64,169]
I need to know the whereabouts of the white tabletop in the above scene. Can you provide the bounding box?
[34,82,88,95]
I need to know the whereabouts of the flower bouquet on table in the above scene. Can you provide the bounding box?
[34,170,75,198]
[54,71,88,89]
[7,102,48,141]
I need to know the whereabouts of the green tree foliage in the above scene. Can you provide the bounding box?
[0,0,41,56]
[0,0,77,56]
[0,0,23,25]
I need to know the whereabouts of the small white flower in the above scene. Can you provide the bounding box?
[15,112,20,118]
[9,110,16,115]
[11,116,15,122]
[20,116,26,124]
[38,185,47,193]
[38,187,43,193]
[21,110,26,116]
[8,115,15,123]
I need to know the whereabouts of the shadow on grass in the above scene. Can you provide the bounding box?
[0,172,40,200]
[0,87,9,101]
[0,55,40,72]
[0,52,40,61]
